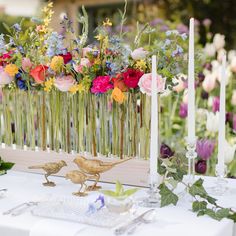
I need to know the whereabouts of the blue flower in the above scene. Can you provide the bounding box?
[181,33,187,40]
[17,79,27,90]
[15,73,21,79]
[12,23,21,32]
[0,34,7,54]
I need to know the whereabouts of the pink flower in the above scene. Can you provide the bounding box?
[202,74,216,92]
[73,58,91,73]
[91,75,113,94]
[172,74,186,93]
[131,48,148,60]
[22,58,32,72]
[54,75,75,92]
[138,73,166,96]
[82,47,93,58]
[231,90,236,106]
[212,96,220,113]
[0,66,13,85]
[183,90,188,103]
[233,115,236,132]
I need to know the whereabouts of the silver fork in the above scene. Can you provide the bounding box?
[3,202,38,216]
[127,218,152,235]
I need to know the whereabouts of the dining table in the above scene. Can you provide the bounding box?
[0,170,235,236]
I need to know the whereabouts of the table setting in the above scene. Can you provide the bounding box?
[0,1,235,236]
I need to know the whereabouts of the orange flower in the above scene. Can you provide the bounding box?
[111,74,128,92]
[30,65,48,84]
[111,87,126,104]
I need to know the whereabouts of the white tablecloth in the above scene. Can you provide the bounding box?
[0,171,235,236]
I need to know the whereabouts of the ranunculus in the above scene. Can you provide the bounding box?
[54,75,75,92]
[179,102,188,118]
[59,52,72,64]
[0,51,13,66]
[73,58,91,73]
[22,58,32,72]
[82,47,93,58]
[230,57,236,73]
[160,143,174,159]
[111,87,126,104]
[91,75,113,94]
[123,68,143,89]
[224,141,236,164]
[206,111,219,133]
[195,160,207,174]
[30,65,48,84]
[112,74,127,92]
[131,48,148,60]
[231,96,236,115]
[0,66,13,85]
[202,73,216,93]
[196,139,215,160]
[213,33,225,51]
[172,74,186,93]
[212,96,220,113]
[138,73,166,96]
[204,43,216,57]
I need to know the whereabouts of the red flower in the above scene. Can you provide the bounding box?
[111,73,128,92]
[59,52,72,64]
[30,65,48,84]
[122,68,143,89]
[91,75,113,94]
[0,51,14,66]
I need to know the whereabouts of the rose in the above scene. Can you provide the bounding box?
[30,65,48,84]
[213,33,225,51]
[131,48,148,60]
[195,160,207,174]
[138,73,166,96]
[202,73,216,92]
[22,58,32,72]
[160,143,174,159]
[123,68,144,89]
[204,43,216,57]
[0,51,13,66]
[91,75,113,94]
[59,52,72,64]
[73,58,91,73]
[112,74,127,92]
[0,66,13,85]
[206,111,219,132]
[111,87,126,104]
[54,75,75,92]
[82,47,93,58]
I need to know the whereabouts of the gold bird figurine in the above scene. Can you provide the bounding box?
[28,160,67,187]
[65,170,91,196]
[73,156,132,191]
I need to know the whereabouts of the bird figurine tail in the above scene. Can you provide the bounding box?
[112,157,132,166]
[28,165,44,169]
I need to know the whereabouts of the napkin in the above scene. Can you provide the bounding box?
[29,219,86,236]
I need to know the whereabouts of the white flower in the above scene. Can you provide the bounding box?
[182,89,188,103]
[172,73,186,93]
[217,65,231,85]
[228,50,236,62]
[202,73,216,92]
[204,43,216,57]
[206,112,219,133]
[217,48,226,62]
[224,142,236,164]
[231,90,236,106]
[131,48,148,60]
[230,56,236,73]
[207,96,213,108]
[196,108,207,120]
[213,33,225,51]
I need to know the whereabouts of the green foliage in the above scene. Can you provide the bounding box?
[0,157,14,175]
[159,183,178,207]
[100,181,139,199]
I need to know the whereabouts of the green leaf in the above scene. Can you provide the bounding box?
[100,190,117,197]
[0,162,14,171]
[0,170,6,175]
[215,208,230,220]
[205,209,217,220]
[2,22,11,34]
[167,178,178,189]
[206,196,217,205]
[189,179,207,198]
[123,188,139,197]
[168,167,186,181]
[197,210,206,217]
[159,183,178,207]
[228,213,236,222]
[192,201,207,212]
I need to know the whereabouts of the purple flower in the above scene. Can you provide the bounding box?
[198,72,205,83]
[233,115,236,132]
[212,96,220,113]
[226,112,233,124]
[177,24,188,34]
[195,160,207,174]
[160,25,169,32]
[179,103,188,118]
[202,18,212,27]
[196,139,215,160]
[160,143,174,159]
[201,91,209,100]
[150,18,163,26]
[204,62,212,71]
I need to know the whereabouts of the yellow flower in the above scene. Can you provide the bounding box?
[93,58,101,65]
[50,56,64,72]
[77,83,85,93]
[4,64,18,77]
[69,83,85,94]
[111,87,126,104]
[135,60,147,71]
[44,77,54,92]
[103,18,112,27]
[95,34,103,41]
[44,17,51,26]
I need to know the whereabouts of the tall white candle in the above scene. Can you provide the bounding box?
[150,55,159,185]
[187,18,195,143]
[217,54,226,176]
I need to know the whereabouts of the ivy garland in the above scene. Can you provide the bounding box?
[158,156,236,222]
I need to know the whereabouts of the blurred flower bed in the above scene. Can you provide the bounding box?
[0,2,235,177]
